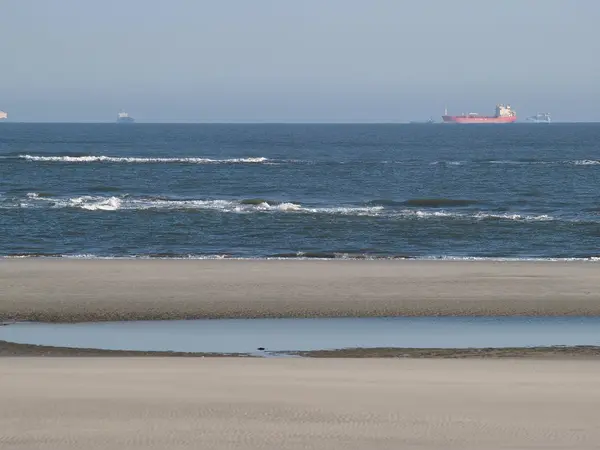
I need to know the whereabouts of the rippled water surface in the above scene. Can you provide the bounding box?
[1,123,600,258]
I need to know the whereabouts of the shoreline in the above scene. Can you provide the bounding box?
[2,259,600,322]
[3,255,600,260]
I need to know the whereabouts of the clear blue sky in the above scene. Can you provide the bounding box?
[0,0,598,122]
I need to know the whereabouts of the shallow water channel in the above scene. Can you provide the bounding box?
[1,317,599,354]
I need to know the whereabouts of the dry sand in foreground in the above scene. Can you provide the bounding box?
[1,358,599,450]
[1,259,600,322]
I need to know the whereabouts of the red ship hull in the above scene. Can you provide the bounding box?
[442,115,517,124]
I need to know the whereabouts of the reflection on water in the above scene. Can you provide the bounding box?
[0,317,599,354]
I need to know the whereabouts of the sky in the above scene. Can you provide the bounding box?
[0,0,599,122]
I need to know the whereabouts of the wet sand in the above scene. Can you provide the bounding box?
[2,339,600,358]
[1,259,600,322]
[0,339,247,357]
[1,358,599,449]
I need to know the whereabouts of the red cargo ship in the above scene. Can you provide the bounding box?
[442,104,516,124]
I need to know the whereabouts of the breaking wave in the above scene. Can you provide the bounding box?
[571,160,600,165]
[13,154,272,164]
[403,209,555,221]
[18,194,383,215]
[2,253,600,261]
[433,159,600,166]
[6,193,566,222]
[6,154,600,167]
[23,193,301,212]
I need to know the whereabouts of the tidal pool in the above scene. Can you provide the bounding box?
[1,317,599,354]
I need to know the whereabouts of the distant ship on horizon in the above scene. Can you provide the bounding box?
[442,104,517,124]
[0,111,7,121]
[409,117,436,124]
[116,111,135,123]
[527,112,551,124]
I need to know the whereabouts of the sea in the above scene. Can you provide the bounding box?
[1,123,599,260]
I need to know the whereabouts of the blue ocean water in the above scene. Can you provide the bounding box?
[1,123,599,259]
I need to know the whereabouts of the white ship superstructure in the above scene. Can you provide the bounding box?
[527,112,551,123]
[116,111,135,123]
[0,111,7,120]
[495,104,517,118]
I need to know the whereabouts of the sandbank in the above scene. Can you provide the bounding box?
[1,259,599,322]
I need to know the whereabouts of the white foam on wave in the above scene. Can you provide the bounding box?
[422,255,600,262]
[12,194,582,223]
[19,155,271,164]
[20,194,382,215]
[430,161,465,166]
[304,206,384,216]
[14,155,600,166]
[397,209,555,222]
[571,160,600,165]
[432,159,600,167]
[26,193,123,211]
[74,196,123,211]
[472,212,554,221]
[59,254,233,260]
[2,254,600,262]
[411,210,455,218]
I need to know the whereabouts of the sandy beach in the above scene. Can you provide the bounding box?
[2,260,600,448]
[1,358,599,449]
[1,259,600,322]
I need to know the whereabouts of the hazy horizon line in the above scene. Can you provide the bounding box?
[0,120,595,125]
